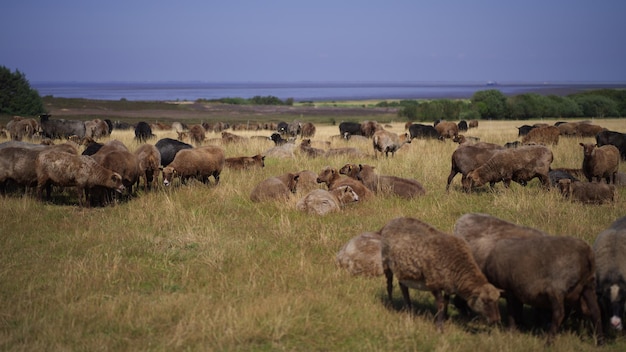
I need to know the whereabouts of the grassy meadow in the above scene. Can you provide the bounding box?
[1,118,626,351]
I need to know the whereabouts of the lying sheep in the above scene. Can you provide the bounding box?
[293,170,320,194]
[340,164,426,199]
[335,232,384,277]
[593,216,626,332]
[225,154,265,170]
[380,217,501,331]
[296,186,359,216]
[299,139,325,158]
[249,173,299,202]
[557,179,616,204]
[316,166,374,201]
[580,143,620,184]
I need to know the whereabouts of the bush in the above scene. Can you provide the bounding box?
[0,66,45,116]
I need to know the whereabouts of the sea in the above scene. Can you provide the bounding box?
[30,81,626,102]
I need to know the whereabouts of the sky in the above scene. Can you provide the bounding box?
[1,0,625,83]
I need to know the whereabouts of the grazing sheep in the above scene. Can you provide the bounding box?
[296,186,359,216]
[372,130,411,158]
[134,144,161,191]
[91,142,140,196]
[380,217,501,331]
[483,235,603,345]
[316,166,374,200]
[300,122,316,138]
[188,124,207,146]
[434,121,459,139]
[335,232,384,277]
[580,143,620,184]
[225,154,265,170]
[522,125,560,146]
[593,216,626,331]
[162,145,225,186]
[35,150,125,206]
[468,120,478,129]
[342,164,426,199]
[557,179,616,204]
[408,124,441,140]
[249,173,299,202]
[155,138,193,167]
[360,120,383,138]
[446,143,504,192]
[575,123,606,137]
[467,145,553,189]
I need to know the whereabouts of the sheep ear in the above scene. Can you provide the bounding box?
[579,143,584,147]
[359,164,363,170]
[294,175,300,181]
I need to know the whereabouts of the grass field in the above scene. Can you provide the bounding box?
[1,117,625,351]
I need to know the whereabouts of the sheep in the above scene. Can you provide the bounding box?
[295,186,359,216]
[380,217,502,331]
[557,179,616,204]
[299,139,325,158]
[434,121,459,139]
[188,124,207,146]
[221,131,248,144]
[134,144,161,191]
[575,123,606,137]
[452,134,481,145]
[467,145,553,189]
[580,143,620,184]
[372,130,411,158]
[316,166,374,201]
[548,169,579,187]
[225,154,265,170]
[469,120,479,128]
[269,132,288,146]
[341,164,426,199]
[521,125,560,146]
[593,216,626,332]
[300,122,316,138]
[445,143,504,192]
[91,142,140,196]
[35,150,125,206]
[292,170,321,193]
[483,235,603,345]
[162,145,225,186]
[335,232,384,277]
[249,173,299,202]
[263,142,296,159]
[324,147,366,158]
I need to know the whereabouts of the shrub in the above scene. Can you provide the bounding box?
[0,66,45,116]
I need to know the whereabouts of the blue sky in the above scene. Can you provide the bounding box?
[1,0,625,83]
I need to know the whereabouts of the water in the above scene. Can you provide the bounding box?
[31,81,623,102]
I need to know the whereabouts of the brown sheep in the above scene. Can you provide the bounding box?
[452,134,481,145]
[575,123,606,137]
[593,216,626,331]
[434,121,459,139]
[467,145,553,189]
[557,179,616,204]
[446,143,505,192]
[556,122,580,136]
[316,166,374,200]
[522,125,560,146]
[380,217,501,331]
[468,120,479,128]
[360,120,383,138]
[580,143,620,184]
[342,164,426,199]
[299,139,325,158]
[372,130,411,158]
[335,232,384,277]
[225,154,265,170]
[292,170,320,193]
[300,122,316,138]
[249,173,299,202]
[189,124,207,146]
[221,131,248,144]
[84,119,110,139]
[134,144,161,191]
[35,150,125,206]
[0,143,78,193]
[295,186,359,216]
[8,118,39,141]
[162,145,225,186]
[483,235,603,345]
[324,147,366,158]
[91,142,140,195]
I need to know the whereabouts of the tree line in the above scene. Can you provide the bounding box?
[393,89,626,121]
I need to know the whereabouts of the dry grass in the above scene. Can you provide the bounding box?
[1,118,626,351]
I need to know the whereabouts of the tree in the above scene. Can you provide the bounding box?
[0,66,45,116]
[471,89,508,119]
[572,95,619,118]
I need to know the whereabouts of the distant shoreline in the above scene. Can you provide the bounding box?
[31,81,626,102]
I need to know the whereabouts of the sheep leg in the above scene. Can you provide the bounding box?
[384,268,394,304]
[432,290,447,332]
[505,294,523,331]
[399,282,412,310]
[580,285,604,345]
[547,293,565,345]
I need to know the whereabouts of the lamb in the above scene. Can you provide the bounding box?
[467,145,553,189]
[580,143,620,184]
[593,216,626,331]
[35,150,125,206]
[557,179,616,204]
[295,186,359,216]
[446,143,504,192]
[316,166,374,200]
[380,217,501,330]
[249,173,299,202]
[134,144,161,191]
[162,145,225,186]
[225,154,265,170]
[372,130,411,158]
[341,164,426,199]
[483,235,603,345]
[335,232,384,277]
